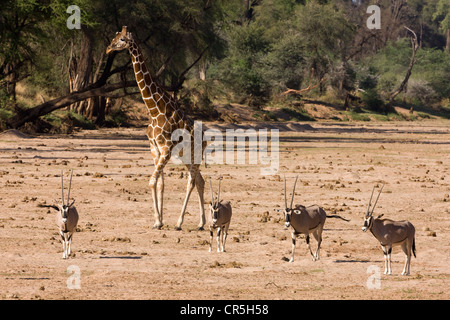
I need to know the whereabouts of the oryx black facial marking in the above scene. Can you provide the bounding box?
[285,212,291,224]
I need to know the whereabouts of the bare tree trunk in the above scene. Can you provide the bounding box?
[95,97,107,125]
[68,28,94,116]
[387,27,418,110]
[199,58,207,81]
[446,29,450,52]
[5,63,16,101]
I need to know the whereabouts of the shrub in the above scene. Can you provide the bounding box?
[361,89,385,112]
[405,79,439,105]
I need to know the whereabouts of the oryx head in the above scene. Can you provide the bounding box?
[106,26,133,54]
[58,169,75,224]
[209,177,222,224]
[281,175,299,228]
[362,184,384,232]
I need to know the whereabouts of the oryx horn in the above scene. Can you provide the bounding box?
[217,176,221,204]
[290,176,299,209]
[370,184,385,216]
[209,177,214,205]
[67,169,73,206]
[284,175,287,208]
[61,170,65,207]
[366,186,375,217]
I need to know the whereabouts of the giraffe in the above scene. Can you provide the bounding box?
[106,26,207,230]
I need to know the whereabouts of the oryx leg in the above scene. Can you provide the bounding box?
[209,227,214,252]
[381,245,388,274]
[67,233,73,257]
[216,227,221,252]
[387,246,392,275]
[221,223,229,252]
[60,231,68,259]
[306,234,316,261]
[312,226,323,261]
[63,242,67,259]
[382,245,392,275]
[401,241,411,276]
[289,232,297,263]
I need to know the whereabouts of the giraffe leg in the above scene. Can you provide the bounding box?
[149,147,170,230]
[149,173,162,229]
[175,166,197,230]
[194,169,206,230]
[157,171,164,222]
[149,144,161,229]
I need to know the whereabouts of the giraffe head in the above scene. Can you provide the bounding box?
[106,26,133,54]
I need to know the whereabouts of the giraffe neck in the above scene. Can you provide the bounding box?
[128,40,175,119]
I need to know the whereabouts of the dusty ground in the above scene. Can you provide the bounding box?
[0,120,449,300]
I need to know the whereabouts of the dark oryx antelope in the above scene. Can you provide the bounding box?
[208,177,232,253]
[40,170,79,259]
[277,176,349,262]
[362,185,416,275]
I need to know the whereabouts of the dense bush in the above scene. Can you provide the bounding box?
[361,89,385,112]
[405,79,439,104]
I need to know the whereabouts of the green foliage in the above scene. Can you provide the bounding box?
[1,0,449,127]
[361,89,385,112]
[214,23,271,103]
[265,30,306,90]
[66,111,95,129]
[213,0,355,103]
[362,38,450,104]
[433,0,450,33]
[347,111,371,122]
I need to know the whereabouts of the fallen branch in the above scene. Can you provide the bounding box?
[282,78,327,96]
[8,80,136,129]
[282,76,327,96]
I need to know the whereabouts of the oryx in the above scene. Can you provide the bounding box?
[208,177,232,253]
[40,170,79,259]
[277,176,349,262]
[362,184,416,275]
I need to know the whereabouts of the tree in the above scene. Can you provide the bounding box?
[433,0,450,51]
[3,0,232,128]
[0,0,48,101]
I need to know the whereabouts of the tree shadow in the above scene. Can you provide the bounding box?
[333,259,377,263]
[99,256,142,260]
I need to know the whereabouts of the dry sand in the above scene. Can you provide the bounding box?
[0,120,449,300]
